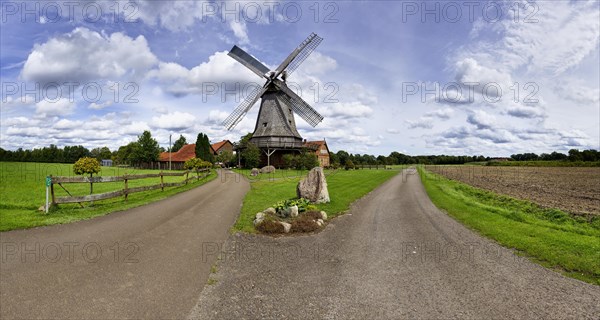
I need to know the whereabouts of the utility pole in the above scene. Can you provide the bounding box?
[169,134,172,171]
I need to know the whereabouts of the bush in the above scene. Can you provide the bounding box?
[184,158,211,171]
[73,157,100,176]
[290,215,320,233]
[273,198,311,213]
[255,220,285,233]
[345,160,355,170]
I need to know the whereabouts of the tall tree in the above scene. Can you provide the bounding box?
[130,131,160,164]
[195,132,214,162]
[172,135,187,152]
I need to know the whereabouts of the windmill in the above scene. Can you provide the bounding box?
[222,33,325,167]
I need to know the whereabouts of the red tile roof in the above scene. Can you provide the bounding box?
[303,140,327,151]
[210,140,232,153]
[159,144,196,162]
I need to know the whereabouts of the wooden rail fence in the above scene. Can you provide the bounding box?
[48,169,210,205]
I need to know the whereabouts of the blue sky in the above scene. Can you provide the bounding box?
[1,0,599,156]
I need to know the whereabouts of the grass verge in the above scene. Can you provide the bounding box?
[232,168,401,233]
[419,167,600,285]
[1,163,217,231]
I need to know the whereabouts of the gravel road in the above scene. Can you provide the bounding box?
[189,169,600,319]
[0,170,249,319]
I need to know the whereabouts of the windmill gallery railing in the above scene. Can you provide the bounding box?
[46,169,210,206]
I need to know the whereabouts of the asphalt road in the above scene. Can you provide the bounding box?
[0,170,249,319]
[189,169,600,319]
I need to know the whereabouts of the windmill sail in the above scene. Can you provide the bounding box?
[222,33,324,133]
[228,45,270,78]
[275,80,323,127]
[273,33,322,78]
[222,85,267,130]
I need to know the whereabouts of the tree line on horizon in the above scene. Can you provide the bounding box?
[1,131,597,166]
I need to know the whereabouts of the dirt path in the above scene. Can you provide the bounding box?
[0,170,249,319]
[189,169,600,319]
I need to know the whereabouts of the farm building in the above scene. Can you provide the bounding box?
[211,140,234,156]
[158,140,234,169]
[158,144,196,170]
[303,140,330,167]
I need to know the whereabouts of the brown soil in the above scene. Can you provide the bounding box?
[426,166,600,216]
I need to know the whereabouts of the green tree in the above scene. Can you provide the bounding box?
[172,135,187,152]
[216,150,234,166]
[130,131,160,165]
[242,143,261,168]
[195,133,214,162]
[184,157,212,179]
[73,157,101,198]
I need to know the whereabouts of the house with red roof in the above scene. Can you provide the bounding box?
[303,140,330,167]
[158,140,234,169]
[210,140,233,156]
[158,144,197,170]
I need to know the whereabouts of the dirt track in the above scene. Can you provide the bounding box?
[0,170,249,319]
[189,169,600,319]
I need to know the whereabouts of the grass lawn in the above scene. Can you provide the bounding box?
[419,167,600,285]
[232,168,401,233]
[0,162,217,231]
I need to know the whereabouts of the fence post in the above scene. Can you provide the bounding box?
[124,175,129,201]
[50,175,56,206]
[186,171,189,185]
[160,171,164,191]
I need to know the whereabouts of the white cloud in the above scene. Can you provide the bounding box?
[22,28,157,84]
[35,99,75,117]
[147,51,259,96]
[229,20,250,44]
[151,111,197,131]
[88,101,113,110]
[295,52,338,75]
[405,119,433,129]
[467,110,496,129]
[319,101,373,119]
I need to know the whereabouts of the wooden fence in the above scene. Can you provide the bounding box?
[48,169,210,205]
[353,165,392,170]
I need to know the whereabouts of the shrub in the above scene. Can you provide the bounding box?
[345,160,355,170]
[255,220,285,233]
[73,157,100,176]
[290,215,319,233]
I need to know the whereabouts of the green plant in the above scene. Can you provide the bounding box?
[73,157,100,176]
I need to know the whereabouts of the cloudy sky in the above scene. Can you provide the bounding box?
[1,0,598,156]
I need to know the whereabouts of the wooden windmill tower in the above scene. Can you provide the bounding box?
[222,33,325,166]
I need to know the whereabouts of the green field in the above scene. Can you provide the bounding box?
[419,167,600,285]
[233,168,401,233]
[0,162,216,231]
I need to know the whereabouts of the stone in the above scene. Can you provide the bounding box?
[38,205,45,212]
[261,165,276,174]
[296,167,330,203]
[320,211,328,221]
[289,205,298,218]
[253,212,265,226]
[264,207,276,215]
[250,168,260,176]
[280,222,291,233]
[316,219,324,227]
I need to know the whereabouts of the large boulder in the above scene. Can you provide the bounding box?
[297,167,330,203]
[250,168,260,176]
[261,165,275,173]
